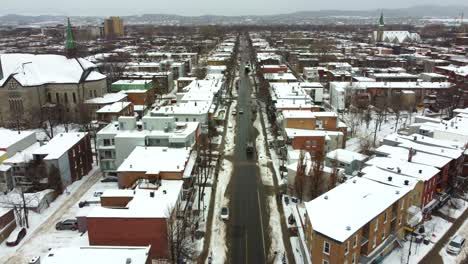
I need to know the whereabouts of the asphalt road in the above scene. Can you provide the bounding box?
[228,36,268,264]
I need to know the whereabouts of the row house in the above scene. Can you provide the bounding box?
[303,177,413,264]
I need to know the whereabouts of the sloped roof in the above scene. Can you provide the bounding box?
[0,53,106,87]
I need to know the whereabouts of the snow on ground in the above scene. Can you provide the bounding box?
[383,216,452,264]
[207,99,236,264]
[438,198,468,219]
[290,237,305,264]
[34,124,81,141]
[440,220,468,264]
[194,186,212,254]
[0,166,101,263]
[254,111,273,187]
[267,196,287,263]
[345,112,418,152]
[255,105,287,262]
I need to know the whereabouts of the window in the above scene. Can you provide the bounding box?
[89,90,92,98]
[401,199,405,210]
[94,90,97,97]
[375,218,379,231]
[186,118,189,122]
[8,81,18,90]
[323,260,329,264]
[175,118,179,122]
[72,92,77,103]
[323,241,330,255]
[353,234,358,248]
[345,241,349,255]
[382,229,386,239]
[373,236,377,248]
[399,215,402,226]
[48,93,52,102]
[193,118,196,122]
[352,253,356,264]
[384,212,387,223]
[56,93,60,103]
[64,93,68,103]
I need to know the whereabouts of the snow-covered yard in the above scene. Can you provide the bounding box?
[383,216,453,264]
[438,198,468,219]
[0,167,102,264]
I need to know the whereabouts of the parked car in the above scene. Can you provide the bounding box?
[232,110,237,115]
[447,235,465,255]
[221,207,229,221]
[55,219,78,231]
[239,109,244,114]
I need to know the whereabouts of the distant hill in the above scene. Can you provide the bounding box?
[1,5,467,26]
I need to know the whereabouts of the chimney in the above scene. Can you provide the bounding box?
[163,190,167,194]
[408,147,413,162]
[404,180,409,186]
[397,167,401,174]
[388,176,392,182]
[413,136,417,141]
[419,169,422,174]
[150,191,155,198]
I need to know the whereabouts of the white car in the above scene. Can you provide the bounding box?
[232,110,237,115]
[221,207,229,221]
[447,235,465,255]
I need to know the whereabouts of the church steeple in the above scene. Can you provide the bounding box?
[379,11,385,27]
[65,18,77,58]
[376,11,385,43]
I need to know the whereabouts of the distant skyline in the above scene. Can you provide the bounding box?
[0,0,467,16]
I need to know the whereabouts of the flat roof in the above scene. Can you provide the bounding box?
[117,146,191,174]
[87,180,183,218]
[33,132,87,160]
[0,129,35,150]
[365,156,439,181]
[85,93,127,105]
[41,246,150,264]
[305,177,411,242]
[96,102,132,113]
[375,145,451,169]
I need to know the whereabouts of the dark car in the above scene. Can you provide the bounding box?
[246,142,255,154]
[55,219,78,231]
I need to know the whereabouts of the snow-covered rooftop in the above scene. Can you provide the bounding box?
[375,145,451,169]
[87,180,183,218]
[365,157,439,182]
[33,132,87,160]
[96,102,132,114]
[3,142,41,164]
[41,246,150,264]
[85,93,127,105]
[0,129,36,150]
[0,53,105,87]
[117,146,190,174]
[305,177,411,242]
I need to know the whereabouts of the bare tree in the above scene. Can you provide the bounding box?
[294,150,306,201]
[166,204,197,263]
[359,133,373,156]
[0,189,40,228]
[24,159,48,192]
[307,150,325,200]
[328,153,340,191]
[391,93,404,132]
[373,107,386,147]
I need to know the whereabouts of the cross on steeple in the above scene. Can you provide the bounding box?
[65,18,77,58]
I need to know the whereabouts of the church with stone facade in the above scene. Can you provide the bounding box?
[0,19,107,127]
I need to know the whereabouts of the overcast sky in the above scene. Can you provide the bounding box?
[0,0,466,16]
